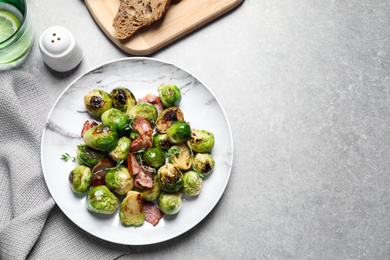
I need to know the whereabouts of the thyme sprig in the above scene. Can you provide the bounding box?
[61,153,76,162]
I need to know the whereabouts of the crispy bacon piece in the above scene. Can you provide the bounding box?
[130,134,152,152]
[92,158,116,173]
[127,153,141,176]
[138,93,164,114]
[91,171,107,187]
[91,158,116,187]
[81,120,98,137]
[144,201,164,226]
[134,167,154,189]
[133,117,153,136]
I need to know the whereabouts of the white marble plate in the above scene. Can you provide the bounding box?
[41,57,233,245]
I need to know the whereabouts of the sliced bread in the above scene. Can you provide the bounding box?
[113,0,171,40]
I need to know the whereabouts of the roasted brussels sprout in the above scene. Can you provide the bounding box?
[135,175,162,201]
[155,107,184,133]
[152,133,171,150]
[168,143,193,170]
[110,87,137,113]
[86,185,119,214]
[76,144,106,168]
[127,102,158,124]
[84,89,113,117]
[158,191,182,215]
[68,165,92,194]
[101,108,130,136]
[192,153,215,176]
[143,147,166,168]
[166,121,191,144]
[109,136,131,162]
[182,171,203,196]
[105,166,134,195]
[158,84,181,107]
[187,129,215,153]
[83,124,118,152]
[119,191,145,227]
[157,163,183,192]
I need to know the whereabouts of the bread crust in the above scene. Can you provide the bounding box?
[113,0,171,40]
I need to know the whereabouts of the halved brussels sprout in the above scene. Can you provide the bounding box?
[143,147,166,169]
[101,108,130,136]
[192,153,215,176]
[83,124,118,152]
[135,175,162,201]
[152,133,171,150]
[126,102,158,124]
[84,89,113,118]
[187,129,215,153]
[166,121,191,144]
[119,191,145,227]
[158,191,182,215]
[109,136,131,162]
[155,107,184,133]
[168,143,193,170]
[76,144,106,168]
[157,163,183,192]
[86,185,119,214]
[105,166,134,195]
[110,87,137,113]
[68,165,92,194]
[158,84,181,107]
[182,171,203,196]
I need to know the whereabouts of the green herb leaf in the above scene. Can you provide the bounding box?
[61,153,76,162]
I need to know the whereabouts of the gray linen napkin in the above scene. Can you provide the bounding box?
[0,70,128,260]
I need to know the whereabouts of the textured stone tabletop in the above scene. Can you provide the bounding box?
[22,0,390,258]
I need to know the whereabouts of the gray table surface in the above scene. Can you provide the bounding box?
[21,0,390,259]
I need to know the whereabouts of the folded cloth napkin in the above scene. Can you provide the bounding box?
[0,70,128,260]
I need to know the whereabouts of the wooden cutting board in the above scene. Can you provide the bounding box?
[84,0,243,55]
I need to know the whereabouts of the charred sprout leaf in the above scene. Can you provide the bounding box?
[187,129,215,153]
[126,102,158,124]
[68,165,92,194]
[155,107,184,133]
[105,166,134,195]
[157,163,183,192]
[86,185,119,214]
[158,84,182,107]
[168,143,193,170]
[76,144,106,168]
[152,133,171,150]
[83,124,118,152]
[84,90,113,118]
[166,121,191,144]
[192,153,215,176]
[101,108,130,137]
[119,191,145,227]
[110,87,137,113]
[158,191,182,215]
[182,171,203,196]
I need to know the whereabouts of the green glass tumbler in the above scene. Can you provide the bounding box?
[0,0,33,70]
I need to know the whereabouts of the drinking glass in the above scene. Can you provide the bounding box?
[0,0,33,70]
